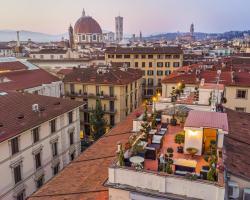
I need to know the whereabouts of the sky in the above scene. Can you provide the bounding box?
[1,0,250,35]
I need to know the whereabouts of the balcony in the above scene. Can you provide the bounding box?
[66,92,116,100]
[80,107,117,114]
[88,93,117,100]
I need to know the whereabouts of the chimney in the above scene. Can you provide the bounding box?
[200,78,205,86]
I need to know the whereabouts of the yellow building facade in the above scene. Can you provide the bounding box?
[64,66,143,134]
[105,47,183,99]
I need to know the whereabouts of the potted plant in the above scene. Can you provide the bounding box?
[186,147,198,157]
[118,148,125,166]
[151,113,157,130]
[175,131,185,153]
[165,147,174,174]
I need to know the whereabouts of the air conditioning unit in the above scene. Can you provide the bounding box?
[243,188,250,200]
[228,181,240,199]
[32,104,39,112]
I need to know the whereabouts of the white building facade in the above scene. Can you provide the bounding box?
[0,108,81,200]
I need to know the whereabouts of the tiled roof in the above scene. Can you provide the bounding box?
[0,69,60,91]
[0,91,83,143]
[229,72,250,87]
[28,107,143,200]
[31,49,68,54]
[184,110,228,132]
[0,61,27,72]
[63,67,143,85]
[224,109,250,180]
[162,70,233,86]
[57,68,73,76]
[105,47,183,54]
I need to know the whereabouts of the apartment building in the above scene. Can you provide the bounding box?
[63,65,143,134]
[0,91,83,200]
[161,69,250,113]
[0,59,63,98]
[105,47,183,98]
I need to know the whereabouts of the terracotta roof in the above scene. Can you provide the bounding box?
[57,68,73,76]
[184,110,228,132]
[0,91,83,143]
[0,61,27,72]
[229,72,250,87]
[224,109,250,180]
[31,49,68,54]
[105,47,183,54]
[63,67,143,85]
[74,16,102,34]
[162,70,233,86]
[28,107,143,200]
[0,69,60,91]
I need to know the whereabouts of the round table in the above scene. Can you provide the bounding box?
[129,156,145,165]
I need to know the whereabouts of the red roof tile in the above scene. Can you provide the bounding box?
[0,61,27,72]
[29,107,143,200]
[0,69,60,91]
[184,110,228,132]
[0,91,83,143]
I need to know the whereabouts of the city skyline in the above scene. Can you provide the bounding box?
[1,0,250,35]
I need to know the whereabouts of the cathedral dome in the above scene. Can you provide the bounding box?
[74,9,102,34]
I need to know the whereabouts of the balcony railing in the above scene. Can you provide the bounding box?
[66,92,116,100]
[80,107,117,114]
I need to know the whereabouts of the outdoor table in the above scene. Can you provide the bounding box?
[149,129,157,135]
[129,156,145,165]
[152,135,163,144]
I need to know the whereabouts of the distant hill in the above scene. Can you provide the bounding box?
[144,30,250,41]
[0,30,68,42]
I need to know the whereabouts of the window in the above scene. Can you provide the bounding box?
[147,70,154,76]
[157,54,163,59]
[142,62,145,68]
[50,55,54,59]
[236,89,247,99]
[141,55,146,59]
[125,62,130,67]
[165,62,170,67]
[157,70,163,76]
[157,62,163,67]
[35,152,42,169]
[53,164,60,175]
[173,54,180,59]
[109,101,115,112]
[235,107,246,112]
[82,35,86,40]
[124,54,130,58]
[50,119,56,133]
[135,62,138,68]
[134,54,139,59]
[130,83,133,90]
[148,78,154,86]
[93,34,97,41]
[68,111,73,124]
[96,86,100,95]
[14,165,22,184]
[165,70,171,75]
[36,176,44,189]
[149,62,152,67]
[69,132,74,145]
[165,54,171,59]
[11,137,19,155]
[60,55,63,59]
[52,142,58,157]
[109,86,114,97]
[116,54,122,59]
[148,55,153,59]
[173,62,180,67]
[16,191,25,200]
[40,55,44,59]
